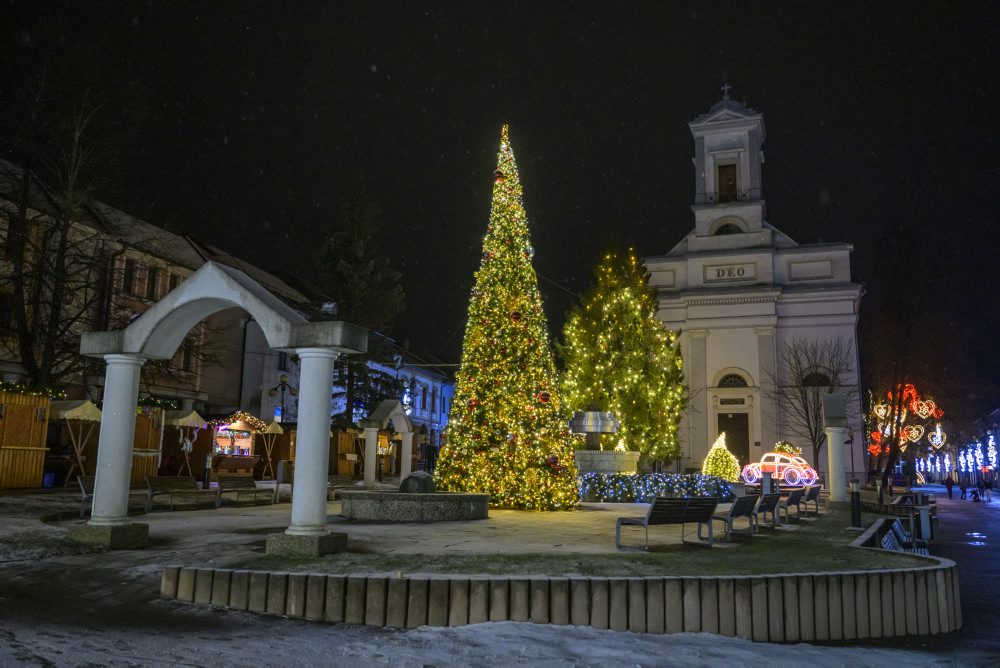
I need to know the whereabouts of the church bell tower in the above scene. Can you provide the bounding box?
[689,84,768,241]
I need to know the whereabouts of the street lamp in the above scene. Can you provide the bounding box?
[268,373,298,423]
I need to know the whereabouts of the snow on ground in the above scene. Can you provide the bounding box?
[0,489,993,667]
[0,613,983,667]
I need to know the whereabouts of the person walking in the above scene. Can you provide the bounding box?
[985,474,993,502]
[944,474,954,499]
[960,479,967,500]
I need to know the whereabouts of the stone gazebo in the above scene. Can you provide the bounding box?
[360,399,414,487]
[69,261,367,555]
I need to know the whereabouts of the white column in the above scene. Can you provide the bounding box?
[287,348,337,536]
[825,426,848,502]
[89,354,144,526]
[363,427,379,488]
[399,430,414,481]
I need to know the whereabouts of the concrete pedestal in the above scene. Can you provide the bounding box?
[67,522,149,550]
[265,532,348,557]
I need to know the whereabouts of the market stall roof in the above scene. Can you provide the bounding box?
[49,400,102,422]
[207,411,268,432]
[164,409,208,429]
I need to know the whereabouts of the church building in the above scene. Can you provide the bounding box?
[646,88,864,478]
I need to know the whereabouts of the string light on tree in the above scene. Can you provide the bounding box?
[701,433,741,482]
[559,247,687,462]
[434,125,578,511]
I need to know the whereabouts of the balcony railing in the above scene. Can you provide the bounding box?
[699,188,761,204]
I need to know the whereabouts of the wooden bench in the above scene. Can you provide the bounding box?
[753,493,782,529]
[145,476,220,512]
[778,487,805,522]
[890,518,929,551]
[77,475,146,519]
[712,494,759,541]
[327,475,356,500]
[802,484,821,515]
[217,475,275,506]
[616,496,719,550]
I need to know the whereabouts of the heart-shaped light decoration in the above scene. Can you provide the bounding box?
[873,403,890,420]
[928,423,947,449]
[906,424,925,442]
[912,399,936,420]
[870,431,882,444]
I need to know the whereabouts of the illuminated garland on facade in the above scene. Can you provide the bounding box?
[578,472,732,503]
[0,381,66,400]
[434,125,578,511]
[208,410,268,431]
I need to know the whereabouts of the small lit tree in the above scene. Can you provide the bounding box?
[702,433,742,482]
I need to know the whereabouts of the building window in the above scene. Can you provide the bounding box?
[145,268,159,300]
[123,259,138,295]
[431,388,438,416]
[277,351,289,372]
[717,164,738,202]
[715,223,742,235]
[421,386,428,411]
[801,371,832,387]
[0,292,15,332]
[181,339,195,372]
[718,373,749,388]
[168,273,181,291]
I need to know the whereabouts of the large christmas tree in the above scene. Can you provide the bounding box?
[559,248,687,463]
[435,125,578,511]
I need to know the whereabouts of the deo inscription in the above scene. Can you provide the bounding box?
[704,263,756,282]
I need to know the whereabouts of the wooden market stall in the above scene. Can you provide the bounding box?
[48,400,102,486]
[0,390,50,489]
[208,411,264,478]
[132,407,165,484]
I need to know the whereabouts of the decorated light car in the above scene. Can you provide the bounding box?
[742,452,818,486]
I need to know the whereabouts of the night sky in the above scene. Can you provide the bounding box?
[2,3,998,411]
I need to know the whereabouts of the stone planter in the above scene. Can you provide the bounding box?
[574,450,640,474]
[338,491,490,522]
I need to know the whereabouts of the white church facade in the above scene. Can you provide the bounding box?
[647,89,865,479]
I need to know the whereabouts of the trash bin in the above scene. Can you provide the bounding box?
[42,472,56,489]
[276,460,294,484]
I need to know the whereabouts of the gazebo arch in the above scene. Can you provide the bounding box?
[73,261,367,555]
[360,400,415,487]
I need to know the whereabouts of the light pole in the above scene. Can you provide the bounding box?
[268,374,298,423]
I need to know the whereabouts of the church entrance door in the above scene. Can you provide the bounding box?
[717,412,750,465]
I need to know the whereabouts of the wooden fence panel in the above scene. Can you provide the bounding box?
[0,393,50,489]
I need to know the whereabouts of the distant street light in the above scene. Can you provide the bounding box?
[268,373,298,423]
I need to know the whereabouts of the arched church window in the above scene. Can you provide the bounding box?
[718,373,749,388]
[801,371,832,387]
[714,223,743,235]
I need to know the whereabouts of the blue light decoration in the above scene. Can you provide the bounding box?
[975,441,985,469]
[943,453,951,472]
[988,434,997,469]
[959,450,968,473]
[578,473,733,503]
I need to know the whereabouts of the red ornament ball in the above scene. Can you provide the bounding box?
[538,391,551,404]
[547,454,559,466]
[510,310,522,322]
[493,169,504,183]
[467,398,479,409]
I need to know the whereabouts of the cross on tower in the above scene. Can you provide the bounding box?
[721,83,732,99]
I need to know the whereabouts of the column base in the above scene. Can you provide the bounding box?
[67,522,149,550]
[266,532,348,557]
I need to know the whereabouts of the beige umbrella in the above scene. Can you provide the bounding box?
[164,410,207,477]
[257,420,284,479]
[49,400,102,486]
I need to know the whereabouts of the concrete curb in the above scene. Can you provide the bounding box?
[160,557,962,641]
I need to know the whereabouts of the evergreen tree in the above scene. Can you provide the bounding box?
[435,125,578,511]
[702,433,742,482]
[559,248,687,464]
[316,179,405,426]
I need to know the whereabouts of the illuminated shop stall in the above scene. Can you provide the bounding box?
[208,411,266,476]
